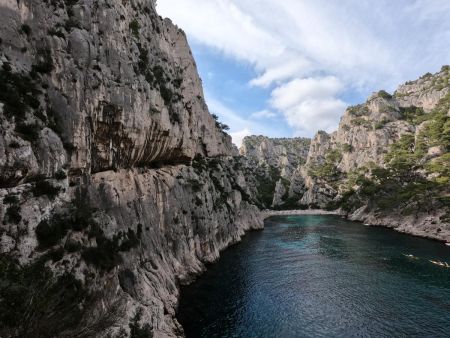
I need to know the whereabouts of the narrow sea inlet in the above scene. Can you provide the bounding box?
[177,215,450,337]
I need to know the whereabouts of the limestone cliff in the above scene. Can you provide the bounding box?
[243,68,450,241]
[0,1,263,337]
[239,135,310,208]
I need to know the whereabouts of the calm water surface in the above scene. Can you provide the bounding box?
[177,215,450,337]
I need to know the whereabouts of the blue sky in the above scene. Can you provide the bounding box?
[157,0,450,146]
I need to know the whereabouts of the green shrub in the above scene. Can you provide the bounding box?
[342,143,353,153]
[216,121,230,131]
[0,256,90,337]
[31,49,53,76]
[15,122,41,142]
[129,20,140,38]
[5,205,21,224]
[348,104,369,116]
[188,179,202,192]
[48,28,66,39]
[426,153,450,184]
[9,141,21,148]
[273,196,301,210]
[0,67,41,121]
[373,118,391,130]
[32,180,61,199]
[119,229,140,252]
[83,223,141,271]
[308,149,342,181]
[351,117,371,127]
[210,113,230,131]
[63,18,80,31]
[54,169,67,180]
[399,106,425,124]
[137,46,149,75]
[378,90,392,99]
[255,166,281,208]
[35,215,69,249]
[82,243,122,271]
[160,85,174,105]
[20,24,31,36]
[3,194,19,204]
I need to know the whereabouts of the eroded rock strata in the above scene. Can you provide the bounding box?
[0,0,263,337]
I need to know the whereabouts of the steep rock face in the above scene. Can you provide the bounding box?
[0,1,262,337]
[240,135,310,208]
[0,158,263,337]
[270,68,450,240]
[240,135,310,177]
[0,0,232,184]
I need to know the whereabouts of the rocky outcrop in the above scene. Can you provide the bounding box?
[243,68,450,241]
[240,135,310,177]
[0,1,263,337]
[240,135,310,208]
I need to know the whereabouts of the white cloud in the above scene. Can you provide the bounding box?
[230,128,252,148]
[270,77,346,134]
[157,0,450,135]
[270,77,343,110]
[250,109,277,119]
[281,99,347,135]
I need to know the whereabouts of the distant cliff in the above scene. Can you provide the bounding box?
[0,1,262,337]
[243,67,450,241]
[239,136,310,208]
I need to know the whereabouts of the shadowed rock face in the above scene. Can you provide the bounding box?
[240,136,311,207]
[0,1,262,337]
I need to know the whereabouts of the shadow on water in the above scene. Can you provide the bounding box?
[177,215,450,338]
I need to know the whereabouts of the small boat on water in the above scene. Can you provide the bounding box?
[403,254,418,259]
[445,243,450,247]
[430,260,450,268]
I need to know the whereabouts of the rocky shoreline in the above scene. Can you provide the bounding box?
[263,209,341,218]
[264,208,450,245]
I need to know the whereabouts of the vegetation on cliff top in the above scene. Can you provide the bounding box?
[339,93,450,220]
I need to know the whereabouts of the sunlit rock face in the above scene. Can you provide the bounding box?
[0,0,233,183]
[242,68,450,240]
[295,70,449,208]
[0,0,262,336]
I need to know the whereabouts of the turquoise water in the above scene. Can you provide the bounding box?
[177,215,450,337]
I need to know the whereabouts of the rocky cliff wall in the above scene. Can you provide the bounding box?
[243,68,450,241]
[0,0,233,185]
[0,1,263,337]
[239,135,310,208]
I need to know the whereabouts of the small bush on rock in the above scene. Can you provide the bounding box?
[5,205,22,224]
[35,215,69,250]
[32,180,61,199]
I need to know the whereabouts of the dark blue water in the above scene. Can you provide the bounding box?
[177,215,450,338]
